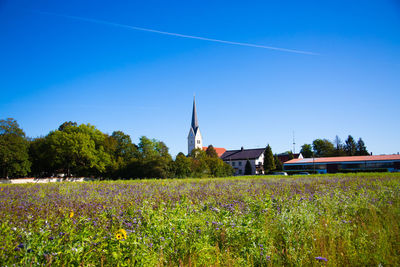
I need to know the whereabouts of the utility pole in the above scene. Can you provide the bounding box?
[292,131,296,154]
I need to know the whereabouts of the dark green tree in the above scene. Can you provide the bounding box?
[29,137,53,177]
[263,145,275,173]
[189,147,207,160]
[0,118,31,178]
[173,152,192,178]
[356,138,369,156]
[344,135,357,156]
[124,136,172,178]
[111,131,137,161]
[300,144,313,158]
[312,139,335,157]
[58,121,77,131]
[205,145,218,158]
[244,159,252,175]
[333,135,346,156]
[274,155,283,171]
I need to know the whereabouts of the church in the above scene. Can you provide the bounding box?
[187,97,265,175]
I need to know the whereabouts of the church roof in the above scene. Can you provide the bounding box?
[202,147,227,157]
[191,97,199,134]
[221,148,265,161]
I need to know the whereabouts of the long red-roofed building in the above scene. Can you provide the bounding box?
[284,154,400,173]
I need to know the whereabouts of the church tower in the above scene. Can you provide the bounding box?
[188,97,203,155]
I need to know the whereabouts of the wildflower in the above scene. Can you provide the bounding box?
[315,256,328,262]
[69,211,74,218]
[115,229,127,240]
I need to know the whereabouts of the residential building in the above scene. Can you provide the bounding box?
[221,147,265,175]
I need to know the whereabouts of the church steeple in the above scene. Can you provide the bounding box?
[188,96,203,155]
[191,97,199,133]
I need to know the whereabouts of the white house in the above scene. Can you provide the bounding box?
[220,147,265,175]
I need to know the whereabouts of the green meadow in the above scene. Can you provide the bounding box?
[1,173,399,266]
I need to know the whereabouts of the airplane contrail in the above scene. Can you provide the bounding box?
[34,11,318,56]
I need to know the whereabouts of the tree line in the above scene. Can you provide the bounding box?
[0,118,234,179]
[300,135,369,158]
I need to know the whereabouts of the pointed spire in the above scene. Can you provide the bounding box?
[191,96,199,131]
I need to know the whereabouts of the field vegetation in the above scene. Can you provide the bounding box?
[1,173,399,266]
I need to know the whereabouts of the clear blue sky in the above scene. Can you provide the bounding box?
[1,0,399,157]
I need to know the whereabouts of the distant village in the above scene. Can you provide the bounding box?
[188,98,400,175]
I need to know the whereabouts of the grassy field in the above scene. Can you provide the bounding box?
[0,173,399,266]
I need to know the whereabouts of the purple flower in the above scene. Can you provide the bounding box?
[315,256,328,262]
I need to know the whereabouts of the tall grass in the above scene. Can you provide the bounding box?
[0,173,399,266]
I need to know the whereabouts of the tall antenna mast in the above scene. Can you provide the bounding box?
[292,131,296,154]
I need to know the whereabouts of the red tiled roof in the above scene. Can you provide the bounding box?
[285,154,400,165]
[277,153,301,163]
[202,147,227,157]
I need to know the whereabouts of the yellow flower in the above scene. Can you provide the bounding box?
[69,211,74,218]
[115,229,127,240]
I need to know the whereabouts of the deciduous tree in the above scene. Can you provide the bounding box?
[0,118,31,178]
[46,123,111,177]
[312,139,335,157]
[205,145,218,158]
[300,144,313,158]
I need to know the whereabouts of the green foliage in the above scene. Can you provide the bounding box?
[28,137,53,177]
[345,135,357,156]
[1,173,399,266]
[300,144,313,158]
[263,145,275,173]
[205,145,218,158]
[111,131,138,161]
[184,148,233,178]
[274,154,283,171]
[356,138,369,156]
[172,153,192,178]
[312,139,335,157]
[244,159,252,175]
[58,121,77,131]
[303,135,369,158]
[46,123,112,177]
[123,136,173,178]
[0,118,31,178]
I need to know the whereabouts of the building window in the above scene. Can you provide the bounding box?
[239,162,242,166]
[197,140,200,144]
[239,169,242,174]
[232,162,236,166]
